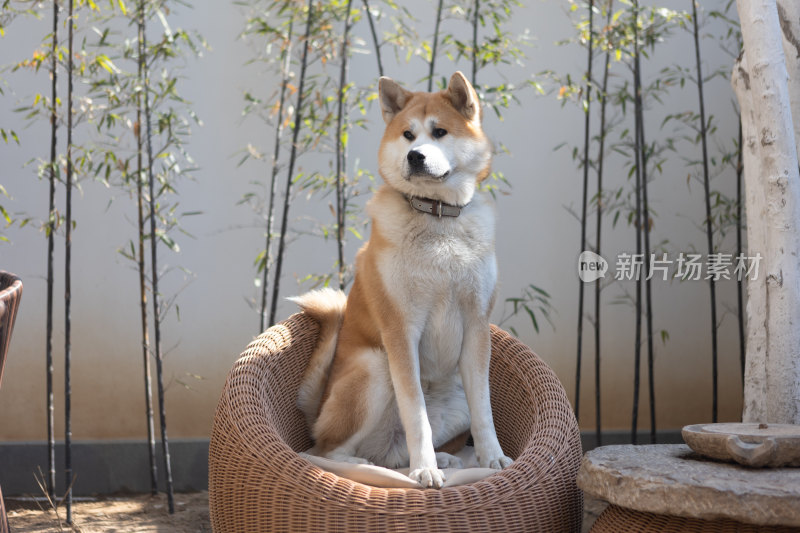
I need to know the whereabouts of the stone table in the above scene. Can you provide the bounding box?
[577,444,800,531]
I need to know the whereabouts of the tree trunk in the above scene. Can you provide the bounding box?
[734,0,800,424]
[46,0,58,501]
[335,0,353,291]
[428,0,444,92]
[776,0,800,158]
[140,0,175,511]
[692,0,718,423]
[634,7,656,439]
[361,0,383,77]
[736,120,746,383]
[733,52,768,422]
[574,0,594,425]
[593,0,614,449]
[259,20,293,333]
[630,0,644,444]
[136,39,158,495]
[471,0,479,85]
[268,0,315,326]
[64,0,74,523]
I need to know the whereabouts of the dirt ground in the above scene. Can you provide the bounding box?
[7,491,605,532]
[6,491,211,533]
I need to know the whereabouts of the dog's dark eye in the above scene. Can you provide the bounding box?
[403,130,414,141]
[432,128,447,139]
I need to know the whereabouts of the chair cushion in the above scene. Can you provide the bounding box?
[300,446,498,489]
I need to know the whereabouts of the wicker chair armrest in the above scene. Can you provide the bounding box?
[0,271,23,386]
[487,325,582,485]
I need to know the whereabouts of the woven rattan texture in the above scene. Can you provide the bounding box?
[0,270,22,533]
[590,505,800,533]
[0,271,22,387]
[0,271,23,533]
[209,313,583,532]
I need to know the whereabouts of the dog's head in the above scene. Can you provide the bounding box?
[377,72,492,207]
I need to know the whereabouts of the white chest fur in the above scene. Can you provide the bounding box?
[369,188,497,380]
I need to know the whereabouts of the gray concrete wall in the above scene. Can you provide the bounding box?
[0,439,208,496]
[0,0,743,448]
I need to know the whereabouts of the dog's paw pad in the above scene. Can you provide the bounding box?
[435,452,463,469]
[487,455,513,470]
[409,467,446,489]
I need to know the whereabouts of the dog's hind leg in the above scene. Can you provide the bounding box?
[311,347,394,466]
[305,443,372,465]
[324,448,374,465]
[435,452,463,469]
[433,428,470,469]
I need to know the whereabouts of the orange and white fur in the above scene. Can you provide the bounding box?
[291,72,512,489]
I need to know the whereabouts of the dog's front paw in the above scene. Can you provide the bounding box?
[482,454,513,470]
[408,467,446,489]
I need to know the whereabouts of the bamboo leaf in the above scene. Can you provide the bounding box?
[96,54,119,74]
[157,231,180,252]
[529,284,551,298]
[347,226,363,240]
[524,305,539,333]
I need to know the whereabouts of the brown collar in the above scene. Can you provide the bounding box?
[407,196,467,218]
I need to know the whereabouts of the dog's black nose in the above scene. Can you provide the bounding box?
[407,150,425,166]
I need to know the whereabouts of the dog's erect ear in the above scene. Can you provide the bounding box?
[446,71,481,122]
[379,77,412,125]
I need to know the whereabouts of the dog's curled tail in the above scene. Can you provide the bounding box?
[288,288,347,429]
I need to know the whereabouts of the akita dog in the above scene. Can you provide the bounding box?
[291,71,512,488]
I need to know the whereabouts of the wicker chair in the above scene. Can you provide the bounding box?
[209,313,583,532]
[0,271,23,533]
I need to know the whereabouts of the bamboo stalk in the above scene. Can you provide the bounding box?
[140,0,175,512]
[336,0,354,291]
[361,0,383,77]
[593,0,613,448]
[259,19,294,333]
[136,19,157,494]
[45,0,58,501]
[64,0,74,522]
[428,0,444,92]
[630,0,643,445]
[471,0,479,85]
[691,0,718,422]
[575,0,594,424]
[634,53,656,444]
[736,119,744,382]
[268,0,315,326]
